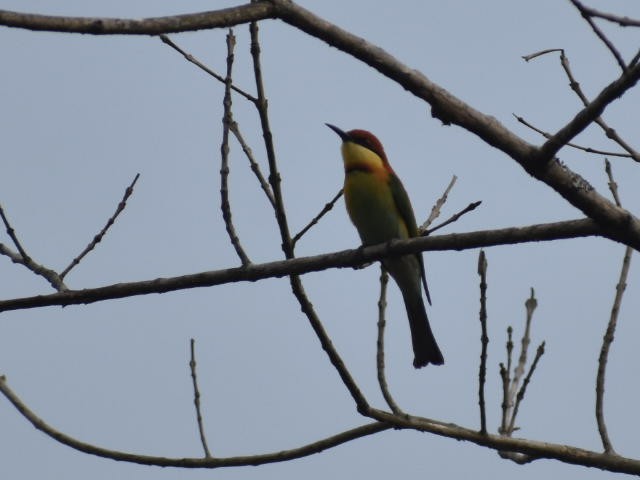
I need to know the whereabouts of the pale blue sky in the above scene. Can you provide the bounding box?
[2,1,640,479]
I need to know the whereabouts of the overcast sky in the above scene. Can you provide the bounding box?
[2,1,640,479]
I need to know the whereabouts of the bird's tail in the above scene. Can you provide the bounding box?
[400,281,444,368]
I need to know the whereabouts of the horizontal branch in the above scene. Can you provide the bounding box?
[0,375,388,467]
[0,2,275,35]
[369,408,640,476]
[0,219,604,313]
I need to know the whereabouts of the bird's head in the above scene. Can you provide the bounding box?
[326,124,390,173]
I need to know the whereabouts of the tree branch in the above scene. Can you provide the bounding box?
[0,218,607,313]
[0,2,275,35]
[0,375,389,467]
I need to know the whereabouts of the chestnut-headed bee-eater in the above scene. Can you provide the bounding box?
[326,124,444,368]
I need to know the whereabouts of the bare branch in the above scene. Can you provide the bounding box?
[594,161,633,454]
[189,339,212,458]
[292,189,343,246]
[510,342,545,435]
[505,289,538,434]
[376,267,402,415]
[0,2,275,35]
[367,407,640,476]
[61,174,140,279]
[422,201,482,236]
[220,30,251,266]
[566,3,640,27]
[229,121,275,207]
[477,250,489,435]
[159,35,257,103]
[420,175,456,231]
[570,0,628,71]
[0,375,389,467]
[522,48,564,62]
[0,218,608,313]
[513,114,632,159]
[0,205,66,291]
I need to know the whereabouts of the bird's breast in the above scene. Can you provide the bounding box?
[344,170,408,246]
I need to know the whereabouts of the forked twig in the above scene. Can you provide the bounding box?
[423,201,482,236]
[421,175,457,231]
[523,48,640,161]
[569,0,627,72]
[0,205,66,290]
[228,121,275,208]
[513,114,631,158]
[498,289,545,464]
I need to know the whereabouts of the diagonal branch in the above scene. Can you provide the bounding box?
[569,0,628,71]
[61,174,140,279]
[292,189,343,246]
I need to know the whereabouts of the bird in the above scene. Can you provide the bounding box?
[326,123,444,368]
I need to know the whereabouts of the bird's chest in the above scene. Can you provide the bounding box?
[344,171,405,245]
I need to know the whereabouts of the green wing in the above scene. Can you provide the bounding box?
[389,172,432,305]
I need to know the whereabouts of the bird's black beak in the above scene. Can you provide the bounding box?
[325,123,349,142]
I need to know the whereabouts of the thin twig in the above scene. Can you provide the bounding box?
[505,288,538,432]
[556,50,640,162]
[420,175,457,231]
[566,3,640,27]
[595,160,632,454]
[189,339,212,458]
[0,204,30,261]
[60,174,140,279]
[499,361,510,435]
[477,250,488,435]
[570,0,627,72]
[522,48,564,62]
[250,21,292,253]
[508,342,545,435]
[228,121,275,207]
[524,48,640,162]
[0,205,66,291]
[376,267,402,415]
[159,34,257,103]
[513,114,632,158]
[220,30,251,266]
[292,189,343,246]
[498,290,544,465]
[422,201,482,236]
